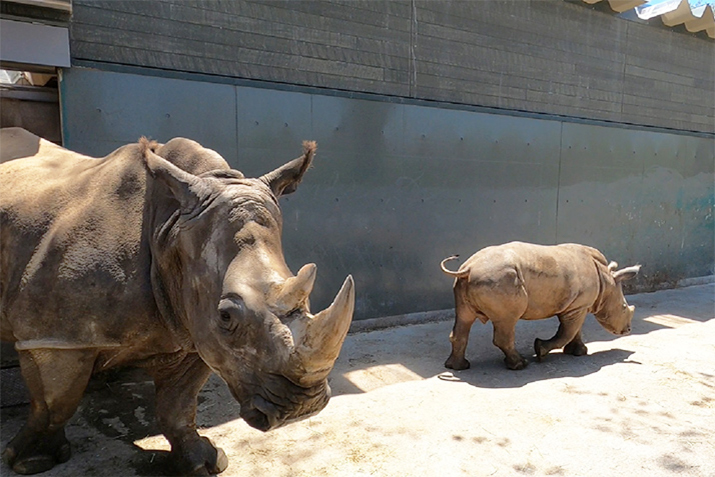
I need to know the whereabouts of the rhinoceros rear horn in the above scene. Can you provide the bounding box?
[260,141,316,197]
[289,275,355,386]
[272,263,318,315]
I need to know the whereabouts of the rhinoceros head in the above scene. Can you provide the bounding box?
[143,141,354,431]
[593,262,640,336]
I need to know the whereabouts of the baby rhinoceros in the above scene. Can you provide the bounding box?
[440,242,640,370]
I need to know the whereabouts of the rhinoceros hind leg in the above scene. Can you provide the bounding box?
[492,320,528,370]
[4,349,95,474]
[151,353,228,475]
[445,287,478,371]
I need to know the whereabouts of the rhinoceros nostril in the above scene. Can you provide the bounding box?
[240,406,270,431]
[240,395,280,432]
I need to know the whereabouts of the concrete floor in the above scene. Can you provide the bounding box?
[1,283,714,477]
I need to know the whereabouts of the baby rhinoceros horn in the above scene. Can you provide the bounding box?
[286,274,355,387]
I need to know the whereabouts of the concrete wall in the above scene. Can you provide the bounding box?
[60,67,715,320]
[68,0,714,134]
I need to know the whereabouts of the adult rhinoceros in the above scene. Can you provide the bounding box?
[440,242,639,371]
[0,128,354,475]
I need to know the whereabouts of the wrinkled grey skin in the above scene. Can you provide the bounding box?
[0,128,354,475]
[441,242,640,371]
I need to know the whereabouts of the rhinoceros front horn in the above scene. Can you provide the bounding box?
[288,275,355,387]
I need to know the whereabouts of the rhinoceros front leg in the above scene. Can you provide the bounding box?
[150,353,228,476]
[2,348,96,475]
[562,330,588,357]
[534,309,588,361]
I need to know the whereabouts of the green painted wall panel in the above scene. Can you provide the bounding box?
[61,68,715,319]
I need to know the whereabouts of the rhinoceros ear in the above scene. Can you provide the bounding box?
[141,137,209,210]
[612,264,641,283]
[260,141,316,197]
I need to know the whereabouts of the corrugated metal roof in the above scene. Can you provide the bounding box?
[584,0,715,38]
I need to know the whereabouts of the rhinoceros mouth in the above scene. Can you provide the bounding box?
[237,383,331,432]
[240,395,277,431]
[239,394,326,432]
[600,323,631,336]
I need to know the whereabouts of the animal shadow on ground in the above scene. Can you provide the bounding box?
[329,316,640,397]
[76,369,171,476]
[440,348,637,389]
[7,367,242,476]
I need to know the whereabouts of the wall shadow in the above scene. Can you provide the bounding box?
[328,317,642,397]
[328,319,639,397]
[626,284,714,334]
[329,284,713,397]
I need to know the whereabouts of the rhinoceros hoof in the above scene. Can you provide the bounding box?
[533,338,549,361]
[444,356,470,370]
[563,341,588,357]
[2,437,71,475]
[505,355,528,370]
[173,436,228,476]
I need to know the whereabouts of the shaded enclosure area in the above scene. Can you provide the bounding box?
[1,284,713,476]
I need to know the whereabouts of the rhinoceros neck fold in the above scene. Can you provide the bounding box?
[148,254,195,351]
[590,260,609,316]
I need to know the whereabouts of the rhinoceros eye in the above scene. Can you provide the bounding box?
[218,297,244,332]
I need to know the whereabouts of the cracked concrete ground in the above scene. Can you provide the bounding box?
[1,283,713,477]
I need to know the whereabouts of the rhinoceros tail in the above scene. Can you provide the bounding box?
[440,255,470,278]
